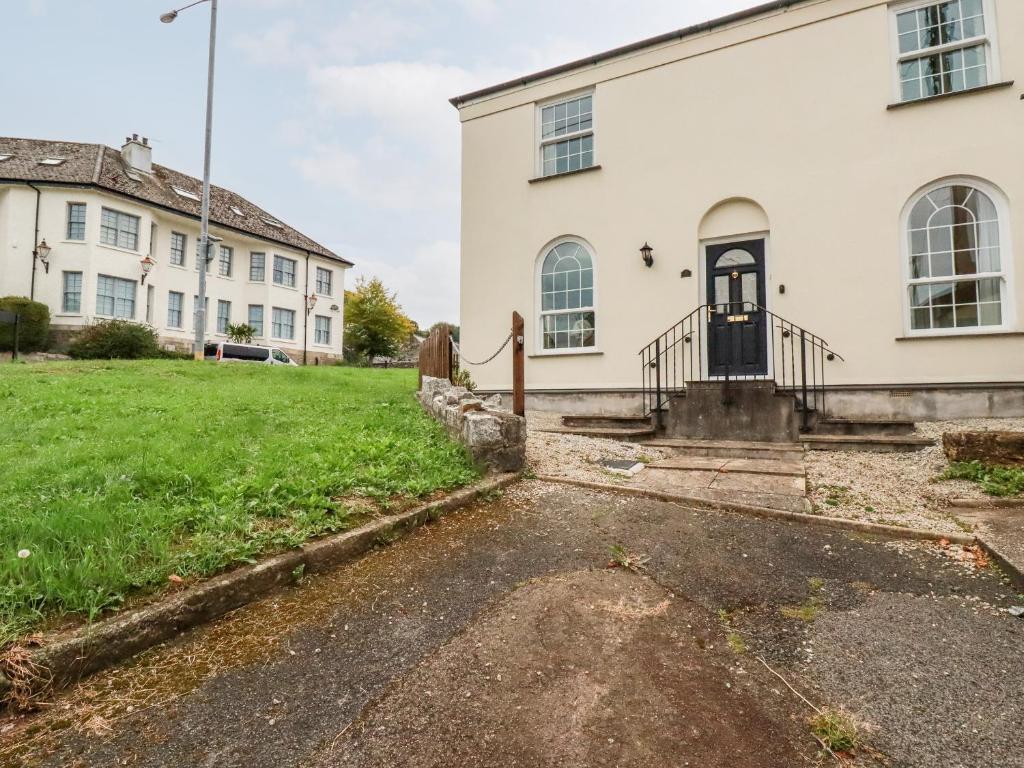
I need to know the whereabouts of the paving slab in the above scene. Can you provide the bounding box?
[3,483,1021,768]
[953,505,1024,587]
[651,457,805,477]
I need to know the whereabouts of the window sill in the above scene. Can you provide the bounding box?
[528,165,602,184]
[529,349,603,358]
[54,313,84,319]
[895,329,1024,341]
[168,263,188,271]
[272,283,299,292]
[60,239,86,245]
[97,243,141,256]
[887,80,1014,110]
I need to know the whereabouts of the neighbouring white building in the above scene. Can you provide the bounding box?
[0,134,350,363]
[452,0,1024,427]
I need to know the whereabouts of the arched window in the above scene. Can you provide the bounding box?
[539,240,595,350]
[906,182,1007,331]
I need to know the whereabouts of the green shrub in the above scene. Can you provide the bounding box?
[0,296,50,353]
[68,320,168,360]
[942,460,1024,497]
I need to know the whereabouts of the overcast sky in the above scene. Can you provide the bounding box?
[4,0,758,327]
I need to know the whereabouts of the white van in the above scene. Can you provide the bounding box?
[204,342,298,366]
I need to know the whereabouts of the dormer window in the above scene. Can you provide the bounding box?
[892,0,998,103]
[171,185,200,201]
[537,92,594,178]
[261,216,284,229]
[0,154,11,162]
[39,157,66,166]
[230,205,244,216]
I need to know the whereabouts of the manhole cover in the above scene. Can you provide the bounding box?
[596,458,645,477]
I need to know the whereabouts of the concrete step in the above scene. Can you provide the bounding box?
[538,426,658,442]
[561,414,653,430]
[649,456,805,477]
[814,418,916,437]
[641,438,804,460]
[801,434,934,452]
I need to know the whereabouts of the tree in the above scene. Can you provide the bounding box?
[226,323,256,344]
[427,322,459,343]
[344,277,415,362]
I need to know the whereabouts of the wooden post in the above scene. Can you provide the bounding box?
[512,311,525,417]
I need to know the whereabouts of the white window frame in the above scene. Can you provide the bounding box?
[66,203,87,241]
[899,176,1015,337]
[271,306,295,340]
[273,255,297,288]
[313,314,332,345]
[216,299,232,334]
[888,0,1002,103]
[170,232,187,267]
[218,245,233,278]
[95,274,137,319]
[167,291,185,329]
[99,207,141,251]
[533,236,599,356]
[315,266,333,296]
[61,271,83,314]
[249,252,266,282]
[534,90,595,179]
[248,304,264,337]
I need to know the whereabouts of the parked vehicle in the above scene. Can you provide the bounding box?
[203,342,297,366]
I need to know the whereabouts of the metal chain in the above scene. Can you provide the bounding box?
[453,330,514,366]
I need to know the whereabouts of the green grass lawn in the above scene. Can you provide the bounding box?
[0,361,478,646]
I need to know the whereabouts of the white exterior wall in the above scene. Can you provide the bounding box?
[0,185,347,362]
[456,0,1024,395]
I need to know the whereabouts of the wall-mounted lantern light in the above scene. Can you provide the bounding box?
[35,239,51,273]
[640,242,654,268]
[140,255,156,284]
[305,292,318,314]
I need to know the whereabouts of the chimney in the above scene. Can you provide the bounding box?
[121,134,152,174]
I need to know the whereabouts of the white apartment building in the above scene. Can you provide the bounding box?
[0,135,350,363]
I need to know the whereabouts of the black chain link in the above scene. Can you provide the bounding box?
[453,331,514,366]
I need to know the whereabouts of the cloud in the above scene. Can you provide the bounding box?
[346,239,461,326]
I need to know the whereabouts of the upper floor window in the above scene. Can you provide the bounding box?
[273,255,297,288]
[538,93,594,177]
[170,232,187,266]
[315,266,333,295]
[539,239,596,351]
[219,245,233,277]
[67,203,86,240]
[100,207,140,251]
[904,180,1009,333]
[893,0,995,102]
[250,252,266,281]
[96,274,136,319]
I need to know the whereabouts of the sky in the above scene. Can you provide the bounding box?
[3,0,759,327]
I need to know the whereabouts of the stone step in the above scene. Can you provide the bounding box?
[648,456,805,477]
[814,418,916,436]
[642,438,804,460]
[560,414,653,430]
[537,426,658,442]
[801,434,934,452]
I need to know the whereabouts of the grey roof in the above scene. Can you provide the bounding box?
[450,0,811,107]
[0,136,350,265]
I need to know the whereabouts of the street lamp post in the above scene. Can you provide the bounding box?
[161,0,218,360]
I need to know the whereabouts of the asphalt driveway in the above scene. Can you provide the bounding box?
[2,481,1021,767]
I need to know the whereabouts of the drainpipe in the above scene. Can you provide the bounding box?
[28,182,41,300]
[302,251,310,365]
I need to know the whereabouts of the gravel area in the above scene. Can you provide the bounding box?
[525,411,668,484]
[806,418,1024,535]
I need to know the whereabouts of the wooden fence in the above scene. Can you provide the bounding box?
[418,324,456,388]
[418,313,525,418]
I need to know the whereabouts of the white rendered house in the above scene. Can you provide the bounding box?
[451,0,1023,422]
[0,135,350,363]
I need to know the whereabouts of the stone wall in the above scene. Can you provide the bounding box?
[418,376,526,473]
[943,432,1024,468]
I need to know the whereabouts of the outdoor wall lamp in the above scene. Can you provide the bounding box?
[34,239,51,273]
[640,242,654,268]
[140,256,156,284]
[305,293,318,314]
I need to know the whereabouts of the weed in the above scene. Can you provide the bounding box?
[478,488,505,502]
[636,454,654,464]
[809,708,860,754]
[807,577,825,592]
[291,564,306,585]
[863,505,875,513]
[780,602,821,622]
[726,632,747,655]
[940,461,1024,497]
[607,544,650,573]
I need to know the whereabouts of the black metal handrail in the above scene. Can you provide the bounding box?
[639,302,844,432]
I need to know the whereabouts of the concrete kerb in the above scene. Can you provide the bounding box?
[1,473,520,710]
[536,475,978,546]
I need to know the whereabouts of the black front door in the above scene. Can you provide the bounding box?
[706,239,768,377]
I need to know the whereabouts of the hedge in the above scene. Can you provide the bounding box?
[0,296,50,353]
